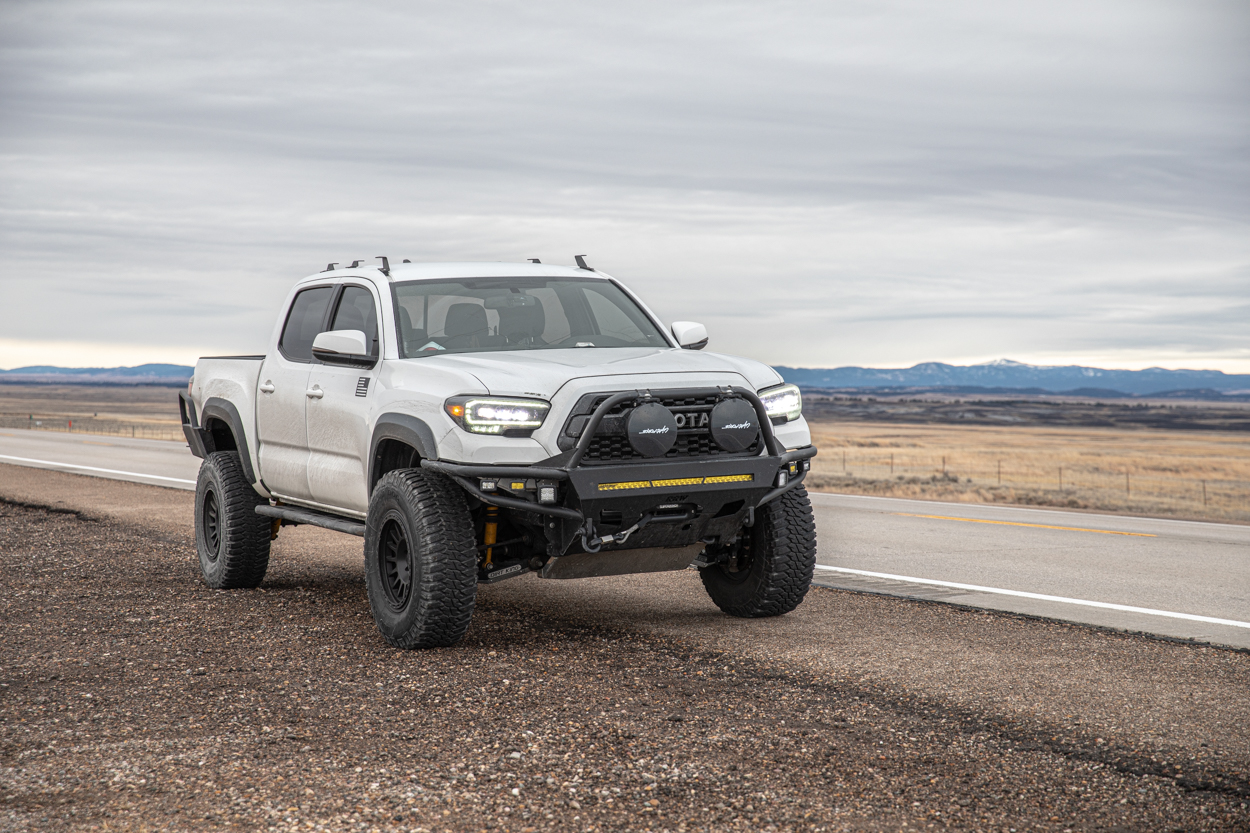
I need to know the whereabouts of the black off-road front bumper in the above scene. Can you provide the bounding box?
[421,387,816,573]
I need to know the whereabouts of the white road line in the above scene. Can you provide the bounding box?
[814,564,1250,630]
[0,454,196,485]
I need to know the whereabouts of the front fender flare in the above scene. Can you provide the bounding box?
[368,413,440,495]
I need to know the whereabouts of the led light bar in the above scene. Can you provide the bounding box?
[596,474,754,491]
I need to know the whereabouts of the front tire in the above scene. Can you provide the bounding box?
[701,485,817,617]
[195,451,271,589]
[364,469,478,649]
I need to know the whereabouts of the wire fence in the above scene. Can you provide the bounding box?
[0,415,184,442]
[812,449,1249,521]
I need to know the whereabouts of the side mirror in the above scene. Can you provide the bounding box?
[312,330,377,368]
[671,321,708,350]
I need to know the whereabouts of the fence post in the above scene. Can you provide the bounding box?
[942,456,946,474]
[1125,471,1130,496]
[842,450,846,472]
[997,460,1001,485]
[1202,480,1207,508]
[1059,466,1063,490]
[890,453,894,475]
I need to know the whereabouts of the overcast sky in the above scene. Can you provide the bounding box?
[1,0,1247,371]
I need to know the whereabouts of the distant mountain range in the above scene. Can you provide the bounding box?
[3,359,1249,398]
[0,363,194,385]
[776,360,1250,398]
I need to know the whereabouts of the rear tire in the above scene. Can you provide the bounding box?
[195,451,271,589]
[364,469,478,649]
[700,485,817,617]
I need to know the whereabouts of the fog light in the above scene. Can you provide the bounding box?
[787,461,798,475]
[803,459,811,472]
[479,479,497,492]
[776,471,789,488]
[538,485,557,504]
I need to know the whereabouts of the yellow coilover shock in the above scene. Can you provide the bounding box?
[483,505,499,568]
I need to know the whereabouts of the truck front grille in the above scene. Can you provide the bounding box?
[561,390,761,464]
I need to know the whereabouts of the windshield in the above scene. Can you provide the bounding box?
[392,277,670,357]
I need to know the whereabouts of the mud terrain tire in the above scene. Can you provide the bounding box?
[701,485,817,617]
[194,451,272,589]
[364,469,477,649]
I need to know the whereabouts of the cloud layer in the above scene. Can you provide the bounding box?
[1,0,1247,369]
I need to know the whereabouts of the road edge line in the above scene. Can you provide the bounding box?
[813,564,1250,630]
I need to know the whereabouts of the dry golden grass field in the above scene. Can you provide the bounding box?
[806,419,1250,523]
[0,383,183,440]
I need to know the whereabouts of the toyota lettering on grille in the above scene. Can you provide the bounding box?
[673,411,709,429]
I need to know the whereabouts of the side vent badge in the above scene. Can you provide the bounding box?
[355,378,370,397]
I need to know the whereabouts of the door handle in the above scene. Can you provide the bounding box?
[305,386,324,399]
[259,381,276,394]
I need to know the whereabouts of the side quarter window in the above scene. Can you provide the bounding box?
[279,286,335,362]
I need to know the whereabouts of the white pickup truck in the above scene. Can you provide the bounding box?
[180,258,817,648]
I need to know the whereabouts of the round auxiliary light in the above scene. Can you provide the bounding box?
[709,398,759,452]
[626,402,678,457]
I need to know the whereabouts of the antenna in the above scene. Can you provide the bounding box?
[376,256,390,276]
[575,255,593,271]
[323,262,338,272]
[528,258,541,263]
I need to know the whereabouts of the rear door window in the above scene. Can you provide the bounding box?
[279,286,335,362]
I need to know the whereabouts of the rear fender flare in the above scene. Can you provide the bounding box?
[200,397,258,485]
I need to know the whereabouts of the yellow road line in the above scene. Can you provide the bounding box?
[892,513,1156,537]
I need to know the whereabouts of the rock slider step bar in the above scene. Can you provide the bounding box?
[255,504,366,537]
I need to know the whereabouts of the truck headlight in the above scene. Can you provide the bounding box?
[445,396,551,435]
[759,383,802,423]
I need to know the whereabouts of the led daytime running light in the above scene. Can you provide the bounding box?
[759,383,802,421]
[446,397,551,434]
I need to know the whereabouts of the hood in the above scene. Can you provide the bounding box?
[402,347,783,398]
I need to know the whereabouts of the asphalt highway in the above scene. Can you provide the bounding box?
[2,426,1247,649]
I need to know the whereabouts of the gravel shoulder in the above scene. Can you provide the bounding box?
[2,463,1248,832]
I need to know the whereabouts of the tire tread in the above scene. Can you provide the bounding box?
[196,451,271,589]
[700,485,816,617]
[365,469,477,649]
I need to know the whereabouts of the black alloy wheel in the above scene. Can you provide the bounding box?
[201,487,221,562]
[378,518,413,609]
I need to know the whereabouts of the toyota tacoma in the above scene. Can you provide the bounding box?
[180,258,817,648]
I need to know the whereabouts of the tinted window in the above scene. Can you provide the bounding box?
[330,286,380,356]
[392,278,667,358]
[279,286,334,362]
